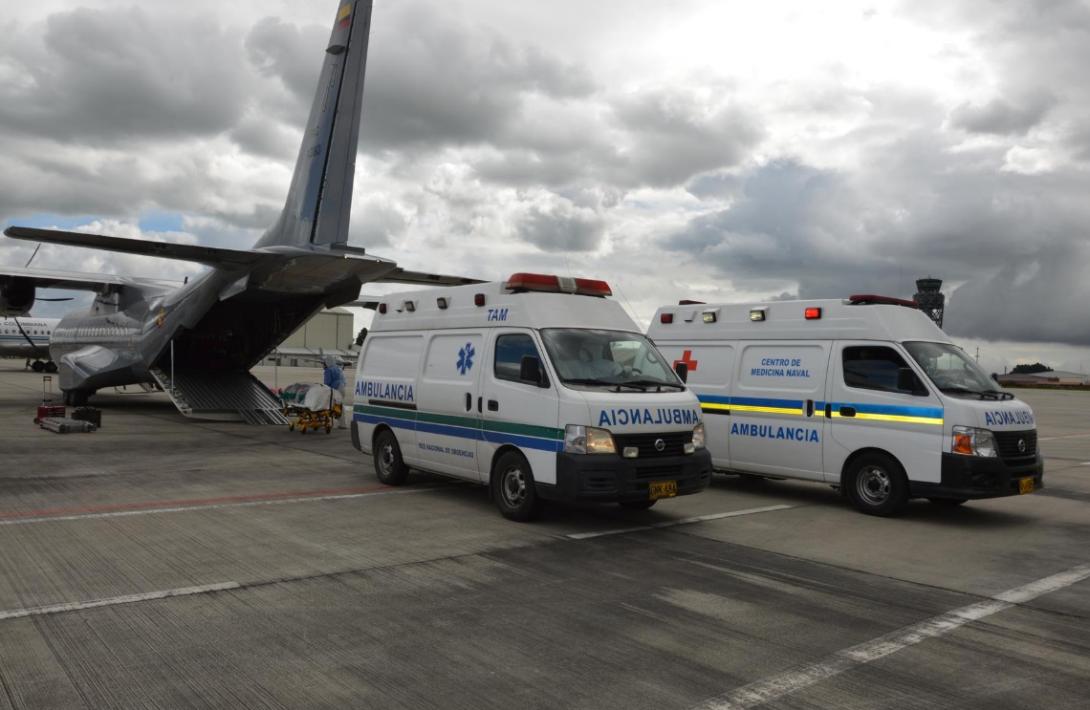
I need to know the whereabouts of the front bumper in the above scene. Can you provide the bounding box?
[541,449,712,502]
[910,452,1044,500]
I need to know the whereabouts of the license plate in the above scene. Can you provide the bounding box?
[1018,477,1035,495]
[649,480,678,500]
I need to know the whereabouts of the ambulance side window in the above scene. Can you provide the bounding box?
[843,346,924,395]
[494,334,546,386]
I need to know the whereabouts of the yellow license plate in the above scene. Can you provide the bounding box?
[1018,478,1035,495]
[649,480,678,500]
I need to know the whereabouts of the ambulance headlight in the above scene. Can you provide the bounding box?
[564,425,616,455]
[688,423,705,452]
[951,426,997,458]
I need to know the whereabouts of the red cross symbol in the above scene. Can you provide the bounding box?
[673,349,698,372]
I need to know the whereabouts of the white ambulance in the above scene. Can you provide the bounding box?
[351,273,712,520]
[648,296,1044,516]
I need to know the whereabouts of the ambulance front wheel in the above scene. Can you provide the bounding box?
[844,452,909,516]
[491,451,542,522]
[374,429,410,486]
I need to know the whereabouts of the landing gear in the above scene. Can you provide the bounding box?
[63,389,92,407]
[26,360,56,373]
[45,361,57,373]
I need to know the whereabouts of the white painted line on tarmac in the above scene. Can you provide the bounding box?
[566,504,795,540]
[689,562,1090,710]
[0,487,435,527]
[0,582,241,622]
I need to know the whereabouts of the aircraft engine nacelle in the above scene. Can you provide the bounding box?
[0,277,35,316]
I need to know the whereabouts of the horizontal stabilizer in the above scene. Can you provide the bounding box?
[377,269,484,287]
[0,264,180,292]
[4,227,263,268]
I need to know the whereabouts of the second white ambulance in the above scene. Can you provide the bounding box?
[351,273,712,520]
[648,296,1044,516]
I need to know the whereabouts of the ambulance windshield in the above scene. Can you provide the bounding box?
[904,341,1007,398]
[540,329,682,391]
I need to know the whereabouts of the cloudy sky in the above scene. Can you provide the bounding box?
[2,0,1088,373]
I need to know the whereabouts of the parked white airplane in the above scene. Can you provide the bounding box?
[0,317,60,371]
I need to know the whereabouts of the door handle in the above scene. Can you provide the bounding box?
[840,405,857,418]
[487,399,499,412]
[465,392,472,411]
[477,396,483,413]
[806,399,814,417]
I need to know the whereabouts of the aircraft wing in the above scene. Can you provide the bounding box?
[4,227,264,268]
[0,264,180,291]
[376,268,485,286]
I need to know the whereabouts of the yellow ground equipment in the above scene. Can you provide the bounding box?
[281,383,344,435]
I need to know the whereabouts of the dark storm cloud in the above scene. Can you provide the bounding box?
[949,92,1055,136]
[0,7,247,142]
[662,144,1090,345]
[245,17,329,103]
[245,2,595,151]
[348,200,408,248]
[947,245,1090,345]
[518,203,605,252]
[609,89,763,187]
[472,87,763,191]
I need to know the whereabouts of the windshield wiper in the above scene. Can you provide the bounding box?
[562,378,621,388]
[620,378,685,392]
[940,386,1010,400]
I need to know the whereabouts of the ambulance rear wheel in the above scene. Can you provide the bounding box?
[845,453,909,516]
[492,451,542,522]
[373,429,409,486]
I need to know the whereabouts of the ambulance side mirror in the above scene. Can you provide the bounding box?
[674,361,689,383]
[897,367,927,396]
[520,355,548,388]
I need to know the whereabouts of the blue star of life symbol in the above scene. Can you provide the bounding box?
[456,342,476,375]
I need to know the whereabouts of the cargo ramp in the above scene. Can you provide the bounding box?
[149,368,288,425]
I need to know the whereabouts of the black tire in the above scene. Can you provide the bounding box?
[844,452,910,517]
[491,451,542,522]
[45,362,58,373]
[928,497,968,506]
[373,429,409,486]
[618,499,657,511]
[31,361,45,372]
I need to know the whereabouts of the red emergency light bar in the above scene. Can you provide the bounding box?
[504,272,612,297]
[848,294,918,308]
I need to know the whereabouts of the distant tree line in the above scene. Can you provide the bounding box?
[1010,363,1053,375]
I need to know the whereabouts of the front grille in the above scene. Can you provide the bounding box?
[613,431,691,458]
[633,465,679,481]
[993,430,1037,462]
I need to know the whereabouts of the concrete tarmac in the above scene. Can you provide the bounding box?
[0,364,1087,709]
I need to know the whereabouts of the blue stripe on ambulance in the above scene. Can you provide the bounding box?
[699,395,943,425]
[353,413,564,453]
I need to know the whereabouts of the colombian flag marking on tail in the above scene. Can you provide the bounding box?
[337,3,353,28]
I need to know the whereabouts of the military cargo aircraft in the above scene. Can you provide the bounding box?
[0,0,478,423]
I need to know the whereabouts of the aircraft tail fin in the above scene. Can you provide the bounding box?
[257,0,374,252]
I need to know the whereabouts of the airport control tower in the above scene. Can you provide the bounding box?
[914,277,945,328]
